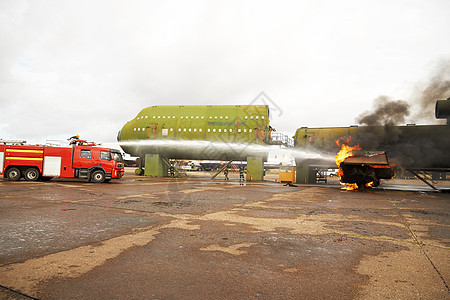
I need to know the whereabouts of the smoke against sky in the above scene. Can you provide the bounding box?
[1,0,450,144]
[356,61,450,126]
[412,59,450,123]
[357,96,410,127]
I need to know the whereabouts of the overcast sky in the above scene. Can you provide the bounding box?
[1,0,449,146]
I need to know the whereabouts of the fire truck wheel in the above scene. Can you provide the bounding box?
[24,168,40,181]
[6,167,21,181]
[91,170,106,183]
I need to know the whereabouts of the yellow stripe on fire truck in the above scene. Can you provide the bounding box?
[5,149,44,153]
[7,157,43,161]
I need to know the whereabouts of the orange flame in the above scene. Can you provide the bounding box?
[365,181,374,188]
[342,183,359,191]
[335,138,361,190]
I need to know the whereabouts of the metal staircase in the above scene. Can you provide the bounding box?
[270,133,294,147]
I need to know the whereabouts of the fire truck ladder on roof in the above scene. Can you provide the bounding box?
[0,140,27,145]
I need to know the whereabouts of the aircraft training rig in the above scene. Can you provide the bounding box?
[118,98,450,187]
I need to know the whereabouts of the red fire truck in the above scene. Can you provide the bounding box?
[0,140,124,183]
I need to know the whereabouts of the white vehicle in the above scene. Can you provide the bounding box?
[326,169,338,177]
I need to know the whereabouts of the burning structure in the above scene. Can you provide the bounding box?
[334,138,394,189]
[293,98,450,189]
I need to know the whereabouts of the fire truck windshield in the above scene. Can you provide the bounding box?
[111,150,123,162]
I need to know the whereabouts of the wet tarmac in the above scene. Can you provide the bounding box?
[0,170,449,299]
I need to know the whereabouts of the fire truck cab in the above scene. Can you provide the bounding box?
[0,141,124,183]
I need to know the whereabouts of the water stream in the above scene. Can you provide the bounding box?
[117,139,335,164]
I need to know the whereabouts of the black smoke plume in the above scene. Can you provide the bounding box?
[413,59,450,123]
[351,61,450,169]
[356,96,410,126]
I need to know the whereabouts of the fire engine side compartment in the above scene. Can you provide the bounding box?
[43,147,74,178]
[3,145,44,173]
[0,145,5,175]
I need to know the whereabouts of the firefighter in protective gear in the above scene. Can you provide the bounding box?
[68,134,80,145]
[224,166,229,180]
[239,166,245,185]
